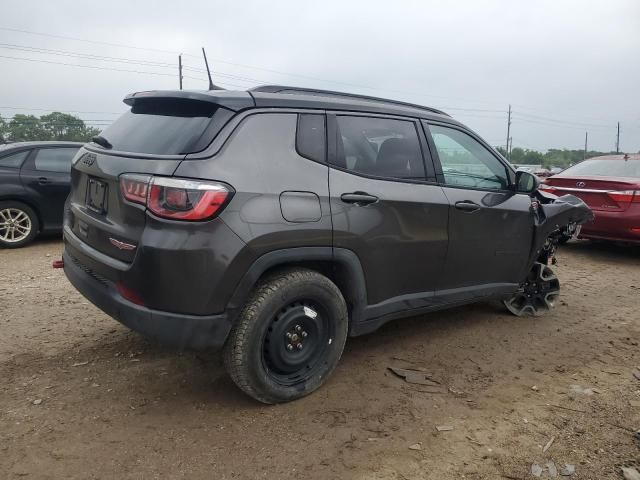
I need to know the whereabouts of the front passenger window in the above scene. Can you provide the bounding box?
[429,125,509,190]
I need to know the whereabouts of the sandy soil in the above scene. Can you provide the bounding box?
[1,239,639,479]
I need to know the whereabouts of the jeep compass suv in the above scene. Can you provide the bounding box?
[62,86,591,403]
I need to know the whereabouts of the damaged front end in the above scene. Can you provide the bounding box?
[528,191,594,267]
[505,191,593,317]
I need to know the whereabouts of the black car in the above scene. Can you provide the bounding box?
[62,86,592,403]
[0,141,83,248]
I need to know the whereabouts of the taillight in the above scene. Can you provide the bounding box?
[119,174,232,221]
[607,190,639,204]
[120,174,151,204]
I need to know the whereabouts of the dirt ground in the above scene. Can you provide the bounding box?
[1,239,639,480]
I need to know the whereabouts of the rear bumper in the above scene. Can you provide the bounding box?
[579,207,640,244]
[63,250,232,350]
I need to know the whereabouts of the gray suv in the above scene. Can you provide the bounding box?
[62,86,592,403]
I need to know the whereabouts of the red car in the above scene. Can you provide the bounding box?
[540,154,640,244]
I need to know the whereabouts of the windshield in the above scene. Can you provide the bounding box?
[563,159,640,179]
[97,98,232,155]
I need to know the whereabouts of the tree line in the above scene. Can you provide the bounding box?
[0,112,101,144]
[495,146,619,169]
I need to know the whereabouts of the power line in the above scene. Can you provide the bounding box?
[1,116,115,122]
[512,116,610,131]
[0,106,122,114]
[0,43,177,68]
[0,26,188,57]
[0,25,508,107]
[514,111,612,129]
[0,53,178,77]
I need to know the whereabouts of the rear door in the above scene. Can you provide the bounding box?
[20,146,80,230]
[424,121,534,294]
[328,113,449,314]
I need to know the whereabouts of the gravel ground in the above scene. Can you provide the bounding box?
[1,239,639,479]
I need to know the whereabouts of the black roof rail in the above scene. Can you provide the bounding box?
[250,85,449,117]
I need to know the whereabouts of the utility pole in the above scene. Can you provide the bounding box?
[505,104,512,161]
[178,54,183,90]
[508,136,513,161]
[616,122,620,153]
[584,131,588,161]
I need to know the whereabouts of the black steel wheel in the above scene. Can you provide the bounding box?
[223,268,348,404]
[262,301,334,386]
[504,262,560,317]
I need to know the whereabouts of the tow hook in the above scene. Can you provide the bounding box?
[52,259,64,269]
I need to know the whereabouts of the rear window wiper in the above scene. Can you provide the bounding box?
[91,135,112,149]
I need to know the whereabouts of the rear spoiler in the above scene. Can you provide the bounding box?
[123,90,255,112]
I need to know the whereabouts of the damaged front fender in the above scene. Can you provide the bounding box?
[520,192,594,280]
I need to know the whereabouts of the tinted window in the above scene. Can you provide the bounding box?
[0,150,29,168]
[98,98,233,155]
[429,125,509,190]
[333,116,425,179]
[34,148,79,173]
[562,158,640,178]
[296,114,326,162]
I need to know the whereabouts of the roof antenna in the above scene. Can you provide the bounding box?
[201,47,223,90]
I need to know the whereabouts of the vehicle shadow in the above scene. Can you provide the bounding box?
[55,302,508,408]
[3,299,509,411]
[562,239,640,262]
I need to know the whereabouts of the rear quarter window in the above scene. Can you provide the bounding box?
[296,114,326,162]
[34,147,80,173]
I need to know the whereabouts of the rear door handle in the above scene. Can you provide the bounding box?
[455,201,481,212]
[340,192,379,205]
[38,177,50,185]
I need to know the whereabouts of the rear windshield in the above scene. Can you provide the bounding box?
[97,98,233,155]
[563,159,640,178]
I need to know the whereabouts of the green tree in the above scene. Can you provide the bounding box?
[7,114,51,142]
[40,112,100,141]
[0,117,7,144]
[3,112,101,143]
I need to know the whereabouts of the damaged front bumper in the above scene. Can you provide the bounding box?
[522,191,594,276]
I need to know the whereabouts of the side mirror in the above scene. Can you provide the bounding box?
[514,170,539,194]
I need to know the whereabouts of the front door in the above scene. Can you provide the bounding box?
[328,113,449,317]
[424,122,534,294]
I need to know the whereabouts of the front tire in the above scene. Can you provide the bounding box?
[223,268,348,404]
[504,262,560,317]
[0,201,39,248]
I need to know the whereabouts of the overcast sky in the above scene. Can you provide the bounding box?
[1,0,638,153]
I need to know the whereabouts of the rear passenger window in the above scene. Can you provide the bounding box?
[34,148,79,173]
[0,150,29,168]
[296,114,326,162]
[333,116,425,180]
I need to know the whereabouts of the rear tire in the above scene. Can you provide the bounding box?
[223,268,348,404]
[0,201,39,249]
